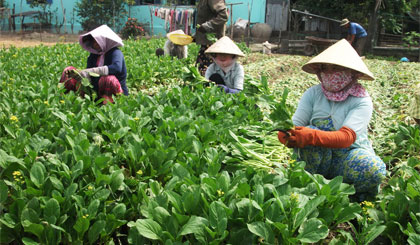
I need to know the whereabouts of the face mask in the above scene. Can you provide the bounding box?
[320,70,354,92]
[214,55,235,73]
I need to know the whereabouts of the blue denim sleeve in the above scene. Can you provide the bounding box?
[107,49,124,74]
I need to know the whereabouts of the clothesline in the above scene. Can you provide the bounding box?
[151,7,196,35]
[150,6,230,35]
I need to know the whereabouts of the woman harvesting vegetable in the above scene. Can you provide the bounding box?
[204,36,245,94]
[277,39,386,201]
[59,25,128,104]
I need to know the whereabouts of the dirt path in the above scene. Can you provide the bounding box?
[0,31,79,48]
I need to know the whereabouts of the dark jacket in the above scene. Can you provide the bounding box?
[196,0,228,45]
[87,47,129,95]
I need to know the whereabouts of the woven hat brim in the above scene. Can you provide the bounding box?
[205,36,245,57]
[302,39,375,80]
[166,29,185,39]
[168,34,193,45]
[340,19,350,26]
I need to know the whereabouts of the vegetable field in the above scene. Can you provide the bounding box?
[0,39,419,244]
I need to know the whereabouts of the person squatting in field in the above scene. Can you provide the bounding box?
[59,25,129,104]
[204,36,244,94]
[277,39,386,201]
[162,29,189,59]
[195,0,228,75]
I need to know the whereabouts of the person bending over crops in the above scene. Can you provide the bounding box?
[408,83,420,125]
[162,29,188,59]
[340,18,367,56]
[195,0,228,75]
[277,39,386,201]
[204,36,244,94]
[59,25,128,104]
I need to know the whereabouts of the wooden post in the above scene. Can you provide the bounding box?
[8,8,12,31]
[246,1,253,47]
[12,4,15,32]
[418,2,420,61]
[226,2,243,39]
[149,5,153,36]
[229,4,233,38]
[19,0,22,33]
[277,1,287,49]
[60,0,66,33]
[365,0,382,52]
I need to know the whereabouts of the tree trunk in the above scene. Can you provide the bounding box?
[365,0,382,52]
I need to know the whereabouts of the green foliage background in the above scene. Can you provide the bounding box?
[75,0,127,31]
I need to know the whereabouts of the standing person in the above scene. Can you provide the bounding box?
[340,18,367,56]
[277,39,386,201]
[195,0,228,75]
[59,25,128,104]
[204,36,245,94]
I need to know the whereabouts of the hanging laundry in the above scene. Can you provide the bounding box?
[149,6,197,35]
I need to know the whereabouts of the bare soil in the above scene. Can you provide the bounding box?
[0,31,79,48]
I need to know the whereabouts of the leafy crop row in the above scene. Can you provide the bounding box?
[0,39,419,244]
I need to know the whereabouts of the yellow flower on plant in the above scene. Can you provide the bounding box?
[134,117,140,121]
[217,189,224,196]
[361,201,374,208]
[10,115,18,122]
[88,186,93,190]
[289,159,296,167]
[290,192,299,202]
[82,214,89,219]
[60,100,65,104]
[136,170,143,175]
[12,171,24,184]
[44,101,49,105]
[361,201,375,215]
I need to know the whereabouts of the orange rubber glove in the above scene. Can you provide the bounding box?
[278,126,356,148]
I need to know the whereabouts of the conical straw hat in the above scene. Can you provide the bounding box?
[205,36,245,57]
[167,30,193,45]
[166,29,185,39]
[302,39,374,80]
[169,34,193,45]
